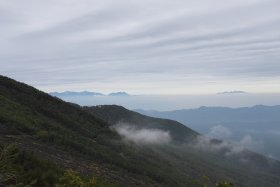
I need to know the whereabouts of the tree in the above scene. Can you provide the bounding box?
[57,169,84,187]
[216,181,235,187]
[0,144,17,185]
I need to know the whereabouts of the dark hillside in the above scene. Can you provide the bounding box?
[86,105,280,187]
[1,75,280,187]
[84,105,198,143]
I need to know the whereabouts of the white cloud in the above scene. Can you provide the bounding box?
[112,123,171,145]
[207,125,232,139]
[239,135,263,151]
[193,135,248,157]
[201,125,264,156]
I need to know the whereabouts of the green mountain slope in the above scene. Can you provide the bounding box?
[1,75,280,187]
[86,105,280,186]
[84,105,198,143]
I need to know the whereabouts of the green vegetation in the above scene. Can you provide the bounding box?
[0,143,120,187]
[0,144,16,184]
[0,75,280,186]
[57,169,120,187]
[84,105,198,143]
[215,182,235,187]
[0,143,61,186]
[0,142,232,187]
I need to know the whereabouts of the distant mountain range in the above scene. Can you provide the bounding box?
[108,92,130,96]
[217,91,247,94]
[136,105,280,124]
[50,91,130,97]
[2,75,280,186]
[136,105,280,159]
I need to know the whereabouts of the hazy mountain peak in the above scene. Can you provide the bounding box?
[108,92,130,96]
[50,91,104,97]
[217,91,247,95]
[49,91,130,97]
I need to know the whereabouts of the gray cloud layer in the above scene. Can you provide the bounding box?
[0,0,280,93]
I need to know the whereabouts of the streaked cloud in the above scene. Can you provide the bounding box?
[0,0,280,94]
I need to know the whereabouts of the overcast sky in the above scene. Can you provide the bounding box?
[1,0,280,94]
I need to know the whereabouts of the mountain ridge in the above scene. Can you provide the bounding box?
[1,75,280,186]
[136,105,280,124]
[50,91,130,97]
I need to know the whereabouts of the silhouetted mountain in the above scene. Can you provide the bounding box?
[108,92,130,96]
[84,105,198,143]
[1,75,280,187]
[86,105,280,186]
[49,91,130,97]
[136,105,280,159]
[136,105,280,125]
[217,91,247,95]
[50,91,104,97]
